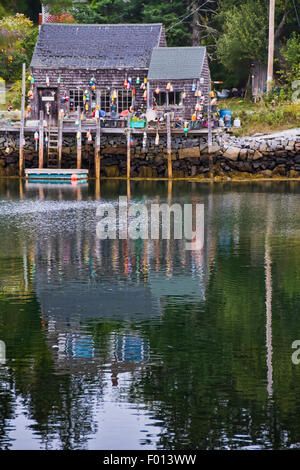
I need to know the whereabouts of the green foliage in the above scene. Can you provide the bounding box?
[216,0,268,71]
[0,51,29,83]
[281,33,300,77]
[0,13,32,34]
[39,0,75,14]
[0,13,33,51]
[222,98,300,136]
[5,80,23,108]
[70,0,192,46]
[20,26,39,59]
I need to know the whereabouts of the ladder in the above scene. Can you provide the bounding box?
[47,127,58,168]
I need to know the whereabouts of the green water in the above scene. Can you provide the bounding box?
[0,179,300,450]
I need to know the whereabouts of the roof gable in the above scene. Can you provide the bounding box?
[31,23,164,69]
[148,47,207,80]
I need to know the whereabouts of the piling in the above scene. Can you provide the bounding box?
[127,112,131,180]
[19,63,26,177]
[166,113,172,179]
[38,110,44,169]
[77,106,82,169]
[58,109,63,169]
[94,90,101,180]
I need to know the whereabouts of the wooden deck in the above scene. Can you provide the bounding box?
[0,124,226,135]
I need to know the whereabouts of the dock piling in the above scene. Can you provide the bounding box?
[19,62,26,177]
[58,110,63,169]
[38,110,44,168]
[77,106,82,169]
[95,90,101,180]
[166,113,172,179]
[127,112,131,180]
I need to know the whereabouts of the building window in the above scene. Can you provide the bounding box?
[69,89,84,111]
[100,90,110,113]
[118,90,132,113]
[155,91,183,106]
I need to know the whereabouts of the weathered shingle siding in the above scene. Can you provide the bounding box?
[30,68,148,120]
[200,53,211,100]
[148,49,211,120]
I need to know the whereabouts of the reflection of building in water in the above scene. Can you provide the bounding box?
[46,316,150,380]
[114,333,150,363]
[16,187,216,375]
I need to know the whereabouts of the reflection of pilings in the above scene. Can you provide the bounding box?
[23,244,28,291]
[265,217,273,398]
[95,178,100,200]
[76,185,82,202]
[19,179,24,200]
[127,180,131,201]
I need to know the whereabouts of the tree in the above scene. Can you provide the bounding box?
[0,14,34,82]
[0,13,33,50]
[216,1,269,70]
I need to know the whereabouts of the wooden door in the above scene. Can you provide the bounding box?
[38,88,58,126]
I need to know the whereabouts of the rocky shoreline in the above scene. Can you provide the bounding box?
[0,128,299,178]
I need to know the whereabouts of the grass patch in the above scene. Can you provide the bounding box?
[218,98,300,136]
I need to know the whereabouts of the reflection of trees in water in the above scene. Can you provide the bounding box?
[2,182,300,448]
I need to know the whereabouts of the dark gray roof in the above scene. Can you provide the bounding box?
[148,47,206,80]
[31,23,164,69]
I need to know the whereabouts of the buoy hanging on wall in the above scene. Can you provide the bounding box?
[34,131,39,150]
[46,76,50,87]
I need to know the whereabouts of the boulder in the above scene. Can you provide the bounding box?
[223,146,240,161]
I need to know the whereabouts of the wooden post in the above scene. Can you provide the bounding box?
[166,113,172,179]
[58,109,63,169]
[38,110,44,168]
[207,80,213,179]
[207,81,212,149]
[95,90,101,180]
[267,0,275,94]
[77,106,82,169]
[19,63,26,177]
[146,81,150,109]
[127,112,131,180]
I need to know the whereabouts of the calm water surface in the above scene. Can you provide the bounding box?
[0,179,300,450]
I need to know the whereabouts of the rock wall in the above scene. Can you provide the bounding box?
[0,129,299,178]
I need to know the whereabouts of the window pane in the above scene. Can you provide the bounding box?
[118,90,132,112]
[100,90,110,113]
[155,91,182,106]
[69,89,84,111]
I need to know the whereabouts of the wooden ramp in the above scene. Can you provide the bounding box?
[25,168,89,180]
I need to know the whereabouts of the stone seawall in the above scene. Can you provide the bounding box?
[0,129,299,178]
